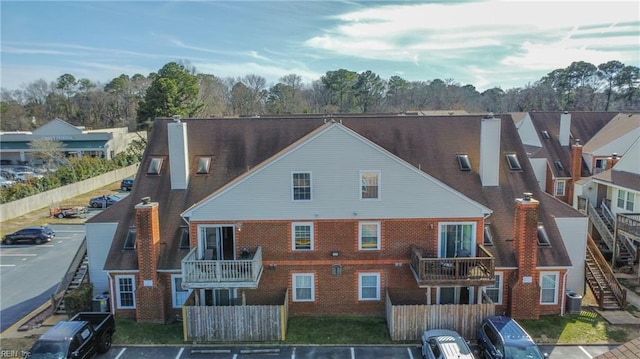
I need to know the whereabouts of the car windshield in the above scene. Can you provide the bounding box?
[504,344,544,359]
[29,340,68,358]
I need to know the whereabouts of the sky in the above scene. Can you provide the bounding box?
[1,0,639,92]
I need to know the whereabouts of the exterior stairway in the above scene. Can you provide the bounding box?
[54,242,90,314]
[586,236,626,310]
[586,199,633,266]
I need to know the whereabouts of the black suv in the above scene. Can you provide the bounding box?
[477,316,547,359]
[2,226,55,245]
[120,177,134,191]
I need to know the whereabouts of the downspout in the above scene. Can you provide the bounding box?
[560,271,568,316]
[107,273,116,314]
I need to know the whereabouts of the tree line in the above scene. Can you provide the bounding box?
[1,60,638,132]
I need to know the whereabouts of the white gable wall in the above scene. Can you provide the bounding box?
[529,158,548,190]
[187,125,489,221]
[554,217,587,296]
[86,222,118,296]
[516,114,542,147]
[614,138,640,175]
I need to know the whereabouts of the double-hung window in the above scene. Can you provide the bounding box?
[359,222,380,250]
[618,190,635,211]
[540,272,558,304]
[358,273,380,301]
[292,222,313,250]
[555,180,565,196]
[292,172,311,201]
[484,273,502,304]
[116,275,136,309]
[292,273,314,302]
[360,171,380,199]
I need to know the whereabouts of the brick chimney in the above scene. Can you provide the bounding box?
[480,114,501,187]
[135,197,165,323]
[606,153,620,170]
[168,116,189,190]
[559,111,571,146]
[567,139,582,205]
[510,193,541,319]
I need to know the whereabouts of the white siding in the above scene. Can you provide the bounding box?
[168,121,189,190]
[516,115,542,147]
[187,124,489,221]
[615,139,640,175]
[529,158,547,190]
[555,217,588,296]
[86,222,118,296]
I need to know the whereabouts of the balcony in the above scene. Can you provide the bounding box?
[181,246,263,289]
[409,245,495,287]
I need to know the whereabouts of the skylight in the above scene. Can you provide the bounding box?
[123,227,136,250]
[541,130,551,140]
[483,225,493,246]
[537,225,550,246]
[457,154,471,171]
[179,227,190,249]
[196,157,212,174]
[506,154,522,171]
[147,157,163,175]
[554,161,564,172]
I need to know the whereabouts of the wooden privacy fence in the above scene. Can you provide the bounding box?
[386,289,495,341]
[182,289,288,342]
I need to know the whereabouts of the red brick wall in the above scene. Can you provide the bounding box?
[134,202,165,323]
[567,143,583,205]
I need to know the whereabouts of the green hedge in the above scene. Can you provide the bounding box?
[0,150,141,204]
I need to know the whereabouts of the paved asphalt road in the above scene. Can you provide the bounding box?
[0,224,87,332]
[93,344,619,359]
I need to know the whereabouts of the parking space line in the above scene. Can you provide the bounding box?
[0,264,16,267]
[407,347,414,359]
[114,347,127,359]
[0,253,37,256]
[291,347,296,359]
[351,347,355,359]
[579,346,593,358]
[175,347,184,359]
[232,354,238,359]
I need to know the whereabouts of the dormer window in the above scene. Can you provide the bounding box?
[147,157,164,175]
[537,224,551,246]
[196,157,212,174]
[457,154,471,171]
[506,153,522,171]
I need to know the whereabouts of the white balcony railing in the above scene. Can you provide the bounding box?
[181,246,263,289]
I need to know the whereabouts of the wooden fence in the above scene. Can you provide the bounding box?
[182,289,288,342]
[385,289,495,341]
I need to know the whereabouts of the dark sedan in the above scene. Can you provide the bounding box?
[89,194,121,208]
[2,226,55,245]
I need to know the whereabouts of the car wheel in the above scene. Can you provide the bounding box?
[4,238,13,245]
[91,202,100,208]
[34,237,43,245]
[121,186,126,191]
[98,332,112,353]
[56,213,65,219]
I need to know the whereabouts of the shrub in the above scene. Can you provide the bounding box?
[63,283,93,318]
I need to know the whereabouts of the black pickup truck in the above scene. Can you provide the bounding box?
[27,312,115,359]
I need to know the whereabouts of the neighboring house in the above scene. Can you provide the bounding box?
[576,137,640,266]
[515,111,621,205]
[582,113,640,175]
[0,118,146,164]
[86,114,585,337]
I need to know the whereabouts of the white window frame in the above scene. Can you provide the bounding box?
[292,222,314,251]
[358,273,381,301]
[617,189,636,211]
[555,180,565,196]
[292,273,315,302]
[171,274,191,308]
[115,275,136,309]
[484,272,503,304]
[626,191,635,211]
[360,170,380,200]
[438,222,476,258]
[540,271,559,305]
[292,171,312,201]
[359,221,381,250]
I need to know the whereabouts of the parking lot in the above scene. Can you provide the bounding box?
[93,344,618,359]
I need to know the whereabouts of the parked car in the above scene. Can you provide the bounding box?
[0,175,15,187]
[477,315,548,359]
[89,194,121,208]
[2,226,55,245]
[14,171,43,182]
[120,177,134,191]
[27,312,115,358]
[421,329,474,359]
